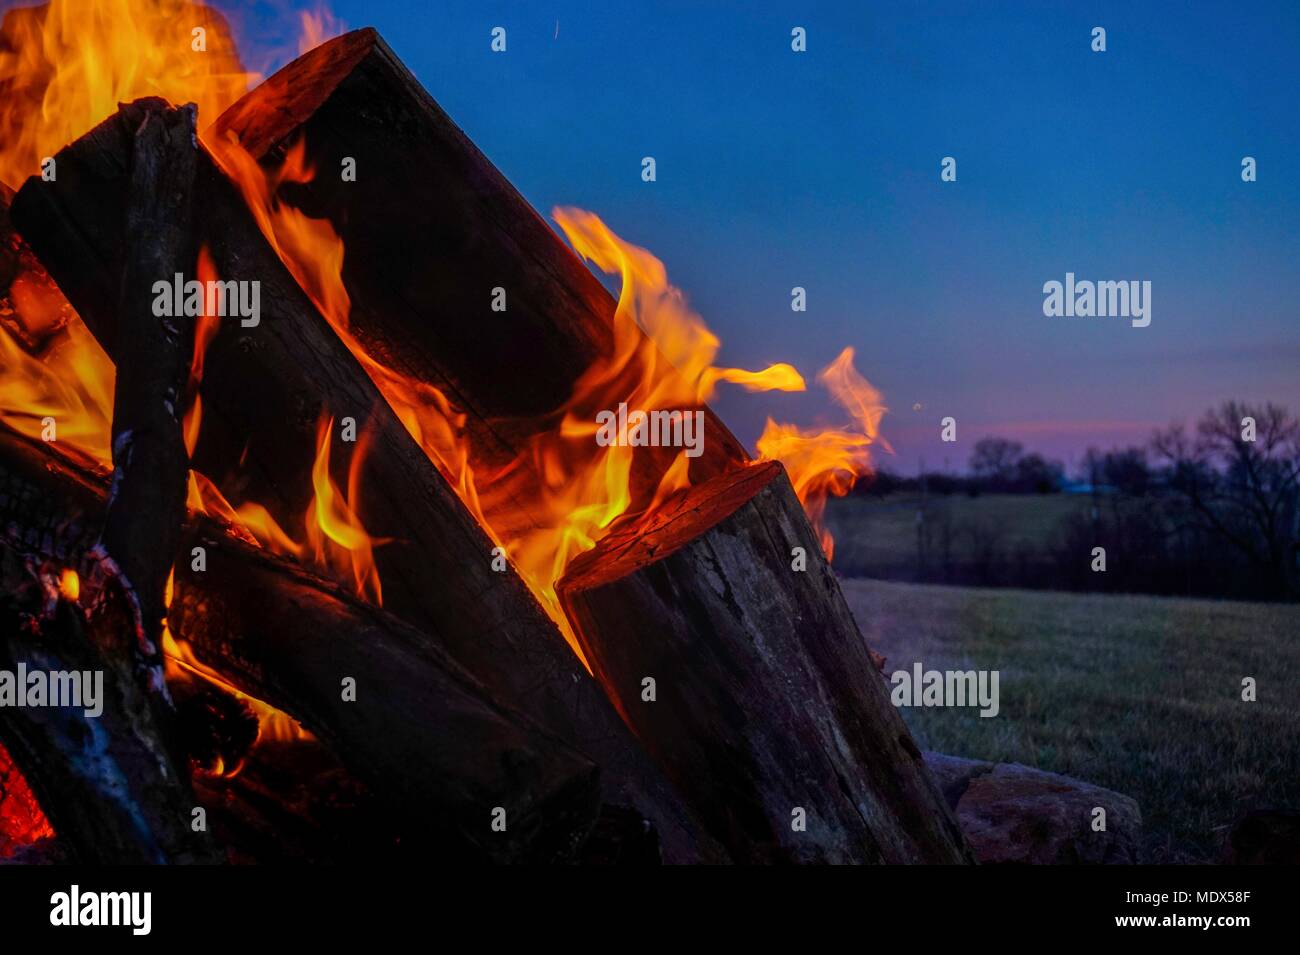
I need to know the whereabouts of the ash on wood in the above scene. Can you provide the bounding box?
[559,461,975,864]
[10,102,724,863]
[211,28,747,506]
[0,423,603,863]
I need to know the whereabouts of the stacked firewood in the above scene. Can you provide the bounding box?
[0,29,972,865]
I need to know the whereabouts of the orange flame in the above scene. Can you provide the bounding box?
[185,417,384,605]
[297,9,346,57]
[206,134,349,327]
[0,0,255,190]
[552,208,805,408]
[181,244,222,457]
[305,416,384,605]
[161,566,310,772]
[756,347,888,559]
[478,209,805,639]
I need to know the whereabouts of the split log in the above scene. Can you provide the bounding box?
[559,460,975,864]
[10,101,724,862]
[0,423,602,863]
[211,27,748,503]
[98,102,198,653]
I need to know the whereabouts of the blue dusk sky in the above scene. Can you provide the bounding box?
[203,2,1300,473]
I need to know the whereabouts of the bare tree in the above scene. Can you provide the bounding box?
[1152,401,1300,597]
[970,437,1024,487]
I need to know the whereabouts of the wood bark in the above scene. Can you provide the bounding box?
[559,460,976,864]
[0,423,603,863]
[10,104,723,862]
[211,28,748,506]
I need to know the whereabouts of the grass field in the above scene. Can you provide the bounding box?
[841,578,1300,863]
[826,493,1089,579]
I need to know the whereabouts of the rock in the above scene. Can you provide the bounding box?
[1222,810,1300,864]
[924,752,1142,864]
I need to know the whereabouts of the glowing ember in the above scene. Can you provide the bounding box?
[0,742,54,857]
[57,566,79,602]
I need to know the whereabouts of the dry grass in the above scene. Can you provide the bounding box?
[841,578,1300,863]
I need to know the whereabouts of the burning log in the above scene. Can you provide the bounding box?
[211,28,748,494]
[10,99,725,863]
[0,423,603,863]
[559,461,975,864]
